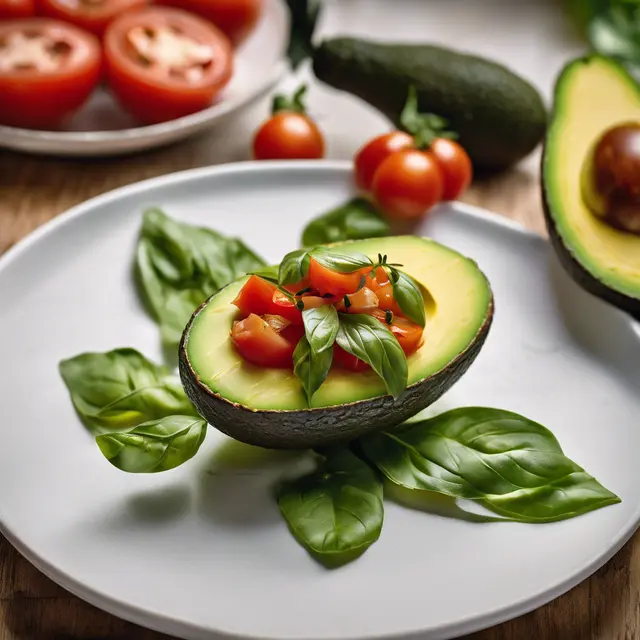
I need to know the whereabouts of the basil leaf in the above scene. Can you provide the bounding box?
[59,348,198,431]
[136,208,265,345]
[310,248,372,273]
[96,415,207,473]
[302,305,339,353]
[588,4,640,63]
[336,314,408,398]
[293,336,333,403]
[360,407,621,523]
[390,270,426,328]
[277,447,383,567]
[249,264,280,282]
[302,198,390,247]
[279,249,310,286]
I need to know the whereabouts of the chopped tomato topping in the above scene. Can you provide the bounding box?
[364,266,390,291]
[376,283,404,317]
[371,309,423,355]
[307,257,366,297]
[333,345,370,372]
[233,275,302,324]
[335,286,379,314]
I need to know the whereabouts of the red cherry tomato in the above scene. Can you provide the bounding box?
[430,138,473,201]
[155,0,262,46]
[253,112,324,160]
[354,131,414,191]
[0,0,34,19]
[333,345,370,372]
[37,0,148,37]
[371,309,423,355]
[372,149,444,220]
[104,7,233,124]
[231,313,301,368]
[307,258,365,298]
[0,19,101,129]
[232,275,302,324]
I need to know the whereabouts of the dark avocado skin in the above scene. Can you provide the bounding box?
[312,37,547,171]
[179,298,494,450]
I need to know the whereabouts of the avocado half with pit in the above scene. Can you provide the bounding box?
[179,236,493,449]
[543,56,640,318]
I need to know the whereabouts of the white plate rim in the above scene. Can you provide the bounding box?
[0,160,638,640]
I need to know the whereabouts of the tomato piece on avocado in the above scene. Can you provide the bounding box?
[308,257,367,297]
[333,344,370,372]
[232,275,302,324]
[335,286,378,313]
[371,309,423,355]
[0,19,102,129]
[376,283,404,317]
[104,7,233,124]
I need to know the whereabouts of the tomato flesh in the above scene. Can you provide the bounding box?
[0,0,34,19]
[333,345,370,372]
[376,283,404,317]
[232,275,302,324]
[371,310,423,355]
[308,257,365,297]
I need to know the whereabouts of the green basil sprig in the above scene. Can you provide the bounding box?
[59,348,198,431]
[293,337,333,402]
[302,198,390,247]
[96,415,207,473]
[279,249,311,286]
[388,270,426,328]
[360,407,621,523]
[277,447,383,567]
[311,248,373,273]
[303,305,339,353]
[336,314,408,398]
[136,208,265,345]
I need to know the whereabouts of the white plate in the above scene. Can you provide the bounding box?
[0,0,288,157]
[0,162,639,640]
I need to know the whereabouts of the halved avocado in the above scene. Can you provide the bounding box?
[543,56,640,318]
[179,236,493,449]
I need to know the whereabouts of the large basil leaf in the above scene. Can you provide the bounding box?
[302,305,339,353]
[361,407,621,523]
[96,415,207,473]
[293,336,333,403]
[136,208,265,345]
[336,314,408,398]
[389,270,426,328]
[277,447,383,567]
[588,4,640,63]
[302,198,390,247]
[310,247,372,273]
[59,348,198,430]
[279,249,310,286]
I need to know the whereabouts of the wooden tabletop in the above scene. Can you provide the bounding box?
[0,126,636,640]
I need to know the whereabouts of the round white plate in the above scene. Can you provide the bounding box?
[0,162,639,640]
[0,0,288,157]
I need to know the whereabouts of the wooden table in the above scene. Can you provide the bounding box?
[0,129,636,640]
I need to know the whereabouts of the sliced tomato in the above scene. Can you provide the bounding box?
[376,283,404,317]
[308,257,367,297]
[333,345,370,372]
[363,266,389,291]
[371,309,423,355]
[231,313,301,368]
[232,275,302,324]
[104,7,233,124]
[37,0,148,37]
[0,19,101,129]
[336,286,378,314]
[0,0,35,19]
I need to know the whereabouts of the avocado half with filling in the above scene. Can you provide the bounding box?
[179,236,493,449]
[543,56,640,318]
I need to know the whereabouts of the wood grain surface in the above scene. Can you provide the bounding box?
[0,132,636,640]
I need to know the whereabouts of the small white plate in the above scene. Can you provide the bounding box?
[0,162,639,640]
[0,0,288,157]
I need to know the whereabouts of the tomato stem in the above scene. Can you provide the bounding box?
[271,83,308,115]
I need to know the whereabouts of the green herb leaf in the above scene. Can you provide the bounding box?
[302,304,339,353]
[96,415,207,473]
[277,446,383,567]
[279,249,311,285]
[360,407,621,523]
[249,264,280,282]
[310,247,372,273]
[390,271,426,328]
[399,85,457,148]
[285,0,322,69]
[136,209,265,346]
[336,314,408,397]
[272,84,309,114]
[59,348,198,431]
[588,4,640,62]
[301,198,390,247]
[293,336,333,403]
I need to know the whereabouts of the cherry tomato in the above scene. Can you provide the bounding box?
[354,131,414,191]
[307,257,364,298]
[155,0,262,46]
[371,309,423,355]
[37,0,148,37]
[430,138,473,201]
[0,0,34,19]
[231,313,300,368]
[372,149,444,220]
[104,7,233,124]
[375,283,403,317]
[253,112,324,160]
[333,345,370,372]
[0,19,101,129]
[232,275,302,324]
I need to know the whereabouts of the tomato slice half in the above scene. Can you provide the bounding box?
[0,19,102,129]
[104,7,233,124]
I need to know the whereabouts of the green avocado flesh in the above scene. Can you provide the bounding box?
[184,236,491,411]
[543,56,640,307]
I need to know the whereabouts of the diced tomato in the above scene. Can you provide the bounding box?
[308,257,367,297]
[336,287,378,314]
[371,309,423,355]
[233,276,302,324]
[0,0,35,19]
[376,283,404,317]
[333,345,370,372]
[299,295,331,310]
[231,313,300,368]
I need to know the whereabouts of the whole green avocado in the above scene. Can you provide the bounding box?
[313,37,547,171]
